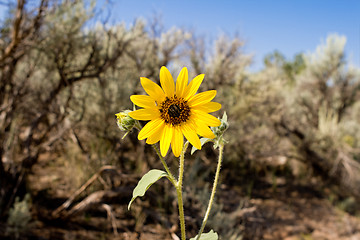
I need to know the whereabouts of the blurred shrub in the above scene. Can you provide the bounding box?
[6,194,32,239]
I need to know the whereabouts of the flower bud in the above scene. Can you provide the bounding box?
[115,110,135,131]
[212,112,229,138]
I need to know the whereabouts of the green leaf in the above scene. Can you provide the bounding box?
[128,169,168,210]
[190,230,218,240]
[191,137,212,154]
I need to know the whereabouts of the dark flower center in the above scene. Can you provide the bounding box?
[168,104,181,118]
[160,96,190,126]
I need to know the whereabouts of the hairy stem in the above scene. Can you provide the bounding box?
[135,121,177,186]
[196,141,224,240]
[176,141,189,240]
[134,120,188,239]
[152,144,177,185]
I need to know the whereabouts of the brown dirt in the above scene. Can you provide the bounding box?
[241,193,360,239]
[2,154,360,240]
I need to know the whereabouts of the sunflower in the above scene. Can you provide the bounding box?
[129,66,221,157]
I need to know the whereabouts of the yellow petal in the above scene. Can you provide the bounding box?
[171,127,183,157]
[175,67,188,98]
[140,77,165,103]
[138,118,164,140]
[188,90,217,107]
[183,74,204,100]
[195,121,215,139]
[146,125,164,144]
[192,110,221,127]
[160,66,175,97]
[160,124,173,156]
[181,123,201,150]
[191,102,222,113]
[130,95,156,109]
[128,109,159,121]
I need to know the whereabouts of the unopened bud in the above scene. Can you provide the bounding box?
[115,110,135,131]
[212,112,229,138]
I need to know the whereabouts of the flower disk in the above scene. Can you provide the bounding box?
[160,96,190,126]
[129,66,221,157]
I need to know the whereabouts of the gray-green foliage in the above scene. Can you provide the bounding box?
[1,0,250,217]
[282,35,360,196]
[6,194,32,238]
[235,34,360,198]
[190,230,219,240]
[128,169,168,210]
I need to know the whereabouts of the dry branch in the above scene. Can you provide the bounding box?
[52,165,120,217]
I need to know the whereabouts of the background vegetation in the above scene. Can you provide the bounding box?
[1,1,360,239]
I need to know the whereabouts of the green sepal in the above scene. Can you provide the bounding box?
[191,137,212,154]
[190,230,219,240]
[128,169,168,210]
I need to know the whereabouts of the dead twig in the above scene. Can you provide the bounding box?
[52,165,120,217]
[102,203,119,236]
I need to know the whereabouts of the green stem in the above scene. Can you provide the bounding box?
[152,144,177,186]
[135,120,187,239]
[196,140,224,240]
[176,141,189,240]
[135,121,177,186]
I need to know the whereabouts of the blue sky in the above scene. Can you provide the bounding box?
[0,1,359,71]
[102,0,360,71]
